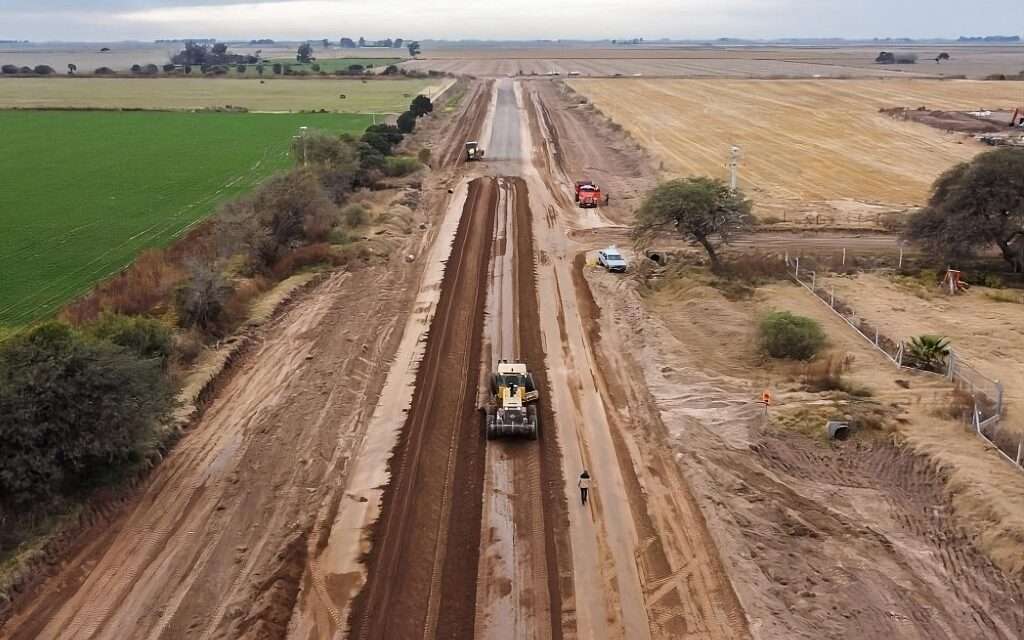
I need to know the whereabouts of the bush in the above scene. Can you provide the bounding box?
[417,148,432,165]
[141,64,159,75]
[18,66,31,74]
[310,63,321,72]
[271,243,341,278]
[759,311,826,360]
[878,212,907,232]
[272,62,283,74]
[85,314,173,365]
[162,63,176,73]
[94,66,116,75]
[383,156,421,177]
[130,64,142,74]
[383,64,399,75]
[33,65,55,75]
[1,64,18,74]
[236,64,247,73]
[176,261,235,334]
[0,322,172,506]
[397,110,417,134]
[341,203,369,227]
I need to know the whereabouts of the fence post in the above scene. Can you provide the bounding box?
[794,257,800,280]
[947,351,955,381]
[874,328,879,346]
[811,271,816,290]
[784,251,789,266]
[898,244,904,270]
[1017,439,1023,467]
[842,247,846,266]
[896,342,903,367]
[996,381,1003,416]
[830,287,835,307]
[975,405,982,434]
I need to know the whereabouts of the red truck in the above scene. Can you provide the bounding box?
[574,180,603,208]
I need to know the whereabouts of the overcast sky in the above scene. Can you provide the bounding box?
[4,0,1023,42]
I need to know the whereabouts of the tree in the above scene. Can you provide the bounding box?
[1,64,18,74]
[904,335,950,372]
[340,37,356,48]
[358,37,366,47]
[397,110,417,134]
[361,124,404,155]
[94,66,115,75]
[904,149,1024,272]
[407,40,421,57]
[293,130,361,170]
[67,63,77,75]
[141,63,160,75]
[34,65,55,75]
[875,51,896,64]
[297,42,314,63]
[256,64,265,76]
[383,64,399,75]
[130,63,142,74]
[211,42,228,56]
[936,52,951,63]
[635,177,752,269]
[272,62,283,75]
[394,38,404,49]
[321,38,330,49]
[348,64,365,74]
[410,94,433,117]
[163,63,176,73]
[0,322,172,506]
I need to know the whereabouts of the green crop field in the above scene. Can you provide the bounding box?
[0,110,370,326]
[0,77,443,113]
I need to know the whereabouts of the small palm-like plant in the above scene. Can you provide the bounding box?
[905,335,951,372]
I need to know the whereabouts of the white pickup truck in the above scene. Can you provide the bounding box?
[597,247,627,273]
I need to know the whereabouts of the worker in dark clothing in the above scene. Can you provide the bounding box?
[578,470,591,505]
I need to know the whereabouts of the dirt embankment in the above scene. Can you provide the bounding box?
[347,177,496,639]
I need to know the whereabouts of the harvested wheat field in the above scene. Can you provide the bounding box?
[570,79,1024,222]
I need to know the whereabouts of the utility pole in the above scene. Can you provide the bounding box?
[299,125,308,167]
[729,145,741,191]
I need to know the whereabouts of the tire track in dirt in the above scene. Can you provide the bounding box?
[347,178,497,640]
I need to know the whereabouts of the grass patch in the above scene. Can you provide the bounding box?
[0,110,370,325]
[985,290,1024,304]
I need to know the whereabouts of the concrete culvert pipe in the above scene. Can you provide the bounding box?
[826,421,851,441]
[646,251,664,265]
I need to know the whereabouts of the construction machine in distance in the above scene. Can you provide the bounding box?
[465,141,485,161]
[484,361,539,440]
[574,180,604,208]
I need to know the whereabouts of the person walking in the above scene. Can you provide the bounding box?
[578,470,591,505]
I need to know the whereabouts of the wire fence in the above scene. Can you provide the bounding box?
[784,255,1023,471]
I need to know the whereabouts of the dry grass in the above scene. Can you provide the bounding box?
[62,249,183,325]
[570,79,1024,213]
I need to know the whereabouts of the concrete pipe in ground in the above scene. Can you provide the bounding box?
[826,421,851,441]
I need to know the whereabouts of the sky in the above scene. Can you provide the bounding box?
[3,0,1023,42]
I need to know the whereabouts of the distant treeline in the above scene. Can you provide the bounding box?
[958,35,1021,42]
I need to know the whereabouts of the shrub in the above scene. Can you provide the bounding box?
[383,156,421,177]
[311,63,321,72]
[1,64,18,74]
[130,64,142,74]
[94,66,115,75]
[878,212,906,232]
[163,63,176,73]
[759,311,826,360]
[341,203,369,227]
[176,261,235,334]
[85,313,173,365]
[141,64,160,75]
[0,322,172,506]
[383,64,399,75]
[33,65,56,75]
[236,64,247,73]
[904,335,950,372]
[417,148,432,164]
[272,63,283,74]
[271,243,340,278]
[18,66,31,74]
